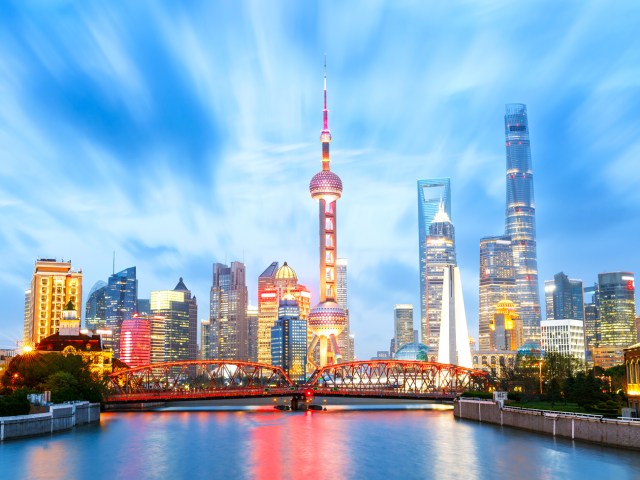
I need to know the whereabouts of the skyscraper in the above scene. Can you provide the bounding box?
[478,236,516,350]
[150,278,197,363]
[247,305,259,362]
[504,104,541,340]
[307,62,347,368]
[85,281,107,331]
[418,178,451,345]
[544,272,584,321]
[393,304,414,353]
[206,262,248,360]
[271,291,307,383]
[598,272,636,348]
[25,259,83,346]
[583,283,600,364]
[105,267,138,355]
[336,258,353,362]
[424,202,456,350]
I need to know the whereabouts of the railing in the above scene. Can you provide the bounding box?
[502,405,603,419]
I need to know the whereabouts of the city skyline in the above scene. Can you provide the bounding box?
[2,2,640,359]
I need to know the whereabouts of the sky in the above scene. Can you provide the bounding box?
[1,1,639,357]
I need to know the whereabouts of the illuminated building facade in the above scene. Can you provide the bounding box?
[473,350,516,378]
[271,292,307,383]
[624,343,640,415]
[394,304,414,353]
[85,281,107,331]
[35,301,112,376]
[418,178,451,345]
[437,266,472,368]
[478,235,516,350]
[425,202,456,350]
[257,261,310,365]
[247,306,259,362]
[583,283,600,364]
[206,262,248,360]
[598,272,636,349]
[105,267,138,356]
[504,104,541,341]
[336,258,354,362]
[119,315,151,367]
[26,259,83,346]
[593,346,626,370]
[490,299,523,351]
[544,272,584,321]
[541,319,585,361]
[23,289,31,346]
[151,279,198,363]
[306,63,347,368]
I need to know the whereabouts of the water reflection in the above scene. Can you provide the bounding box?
[2,407,640,479]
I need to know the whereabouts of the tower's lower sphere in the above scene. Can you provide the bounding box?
[309,170,343,202]
[308,301,347,337]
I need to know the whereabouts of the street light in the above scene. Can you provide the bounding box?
[538,361,543,395]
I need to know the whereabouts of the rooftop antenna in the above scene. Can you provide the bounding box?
[112,251,115,275]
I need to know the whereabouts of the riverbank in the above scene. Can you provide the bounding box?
[454,398,640,450]
[0,401,100,441]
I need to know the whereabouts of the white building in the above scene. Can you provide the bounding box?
[437,266,472,368]
[541,319,585,361]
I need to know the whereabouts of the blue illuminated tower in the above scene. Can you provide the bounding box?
[105,267,138,356]
[504,104,541,340]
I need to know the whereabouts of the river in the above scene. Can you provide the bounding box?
[1,405,639,479]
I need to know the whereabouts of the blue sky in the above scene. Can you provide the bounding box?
[1,1,639,357]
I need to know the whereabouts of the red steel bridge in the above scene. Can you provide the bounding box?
[105,360,489,405]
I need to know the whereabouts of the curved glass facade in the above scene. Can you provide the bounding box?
[504,104,541,340]
[394,342,431,361]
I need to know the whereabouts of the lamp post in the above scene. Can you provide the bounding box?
[538,361,543,395]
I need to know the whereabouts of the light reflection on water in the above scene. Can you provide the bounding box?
[1,407,640,480]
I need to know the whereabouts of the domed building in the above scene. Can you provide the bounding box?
[257,261,310,365]
[394,342,433,362]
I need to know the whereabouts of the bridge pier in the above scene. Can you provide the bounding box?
[290,394,308,411]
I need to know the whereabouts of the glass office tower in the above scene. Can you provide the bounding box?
[504,104,541,340]
[418,178,451,345]
[105,267,138,356]
[598,272,636,348]
[544,272,584,321]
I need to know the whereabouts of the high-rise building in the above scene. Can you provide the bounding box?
[105,267,138,355]
[23,289,31,347]
[257,262,310,365]
[336,258,353,362]
[394,305,414,353]
[206,262,248,360]
[151,278,198,363]
[437,265,472,368]
[418,178,451,346]
[85,281,107,331]
[137,299,151,316]
[478,236,516,350]
[271,292,307,383]
[307,63,347,368]
[247,306,259,362]
[489,299,523,351]
[636,316,640,343]
[504,104,541,341]
[598,272,636,348]
[25,259,83,346]
[544,272,584,321]
[119,315,151,368]
[541,319,585,361]
[583,283,600,363]
[424,202,456,350]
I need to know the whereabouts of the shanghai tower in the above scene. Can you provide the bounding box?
[504,104,541,340]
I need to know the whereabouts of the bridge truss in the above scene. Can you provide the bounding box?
[307,360,488,399]
[105,359,488,404]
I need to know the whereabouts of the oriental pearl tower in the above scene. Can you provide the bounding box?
[306,61,347,368]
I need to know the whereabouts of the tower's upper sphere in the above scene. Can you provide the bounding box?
[310,170,343,202]
[308,300,347,337]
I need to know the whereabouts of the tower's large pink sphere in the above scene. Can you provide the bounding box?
[310,170,343,202]
[308,300,347,337]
